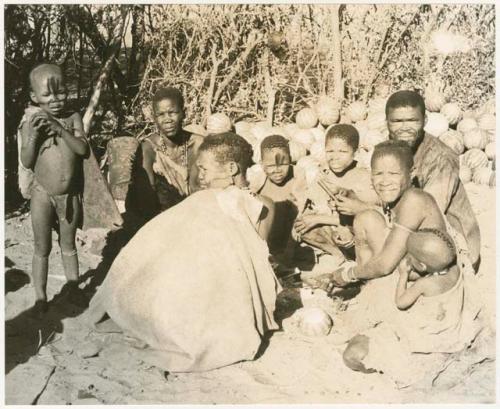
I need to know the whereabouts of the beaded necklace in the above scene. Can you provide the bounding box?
[157,134,189,169]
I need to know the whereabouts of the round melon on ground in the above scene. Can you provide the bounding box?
[424,112,449,137]
[477,113,496,141]
[472,166,495,187]
[309,140,326,162]
[440,102,462,126]
[206,113,232,135]
[314,96,340,126]
[485,142,495,160]
[290,128,315,149]
[360,128,386,150]
[296,107,319,129]
[346,101,368,123]
[461,148,489,171]
[457,117,478,134]
[251,121,275,142]
[424,87,446,112]
[439,129,465,155]
[289,140,308,163]
[463,127,488,151]
[366,112,387,133]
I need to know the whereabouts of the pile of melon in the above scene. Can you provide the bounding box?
[424,87,495,188]
[234,91,495,189]
[236,95,393,186]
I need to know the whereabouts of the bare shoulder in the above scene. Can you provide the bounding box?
[400,187,432,205]
[141,138,156,157]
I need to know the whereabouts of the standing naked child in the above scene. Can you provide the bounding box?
[250,134,307,264]
[19,63,89,315]
[295,124,379,262]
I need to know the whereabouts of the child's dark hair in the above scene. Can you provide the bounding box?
[152,87,185,111]
[199,132,254,173]
[260,134,290,155]
[385,90,425,117]
[325,124,359,150]
[29,63,64,89]
[371,140,414,171]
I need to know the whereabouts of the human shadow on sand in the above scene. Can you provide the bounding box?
[5,225,133,375]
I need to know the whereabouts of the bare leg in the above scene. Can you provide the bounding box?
[58,195,81,283]
[342,334,376,374]
[30,189,55,304]
[353,210,389,266]
[57,195,87,307]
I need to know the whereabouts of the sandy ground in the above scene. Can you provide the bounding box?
[4,183,496,404]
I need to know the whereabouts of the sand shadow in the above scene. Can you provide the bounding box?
[5,268,30,294]
[4,224,134,375]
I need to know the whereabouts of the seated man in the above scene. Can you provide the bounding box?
[386,90,480,270]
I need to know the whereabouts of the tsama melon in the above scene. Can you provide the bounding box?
[439,129,465,155]
[463,128,488,150]
[440,102,462,126]
[424,112,449,137]
[346,101,368,122]
[296,108,319,129]
[461,148,489,171]
[425,87,446,112]
[457,117,478,134]
[314,96,341,126]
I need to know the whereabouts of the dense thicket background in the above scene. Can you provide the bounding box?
[4,4,495,209]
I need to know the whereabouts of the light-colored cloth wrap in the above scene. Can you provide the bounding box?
[87,186,281,372]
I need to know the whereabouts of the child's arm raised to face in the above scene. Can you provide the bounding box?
[20,114,47,169]
[43,112,88,156]
[65,113,88,156]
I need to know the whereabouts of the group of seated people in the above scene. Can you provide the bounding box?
[89,87,481,384]
[18,61,482,386]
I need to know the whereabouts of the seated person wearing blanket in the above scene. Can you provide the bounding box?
[342,228,481,387]
[87,132,281,372]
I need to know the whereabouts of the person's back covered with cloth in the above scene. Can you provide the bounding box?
[87,132,280,372]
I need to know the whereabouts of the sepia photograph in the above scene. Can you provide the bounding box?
[3,2,496,405]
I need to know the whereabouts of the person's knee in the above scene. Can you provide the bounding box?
[343,335,370,372]
[34,240,52,257]
[59,236,76,253]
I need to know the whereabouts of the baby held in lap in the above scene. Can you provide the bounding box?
[343,228,480,382]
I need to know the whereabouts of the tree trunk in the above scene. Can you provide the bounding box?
[331,5,343,105]
[82,7,128,135]
[127,5,145,98]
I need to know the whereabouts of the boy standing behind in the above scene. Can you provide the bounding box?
[19,63,88,315]
[250,134,307,263]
